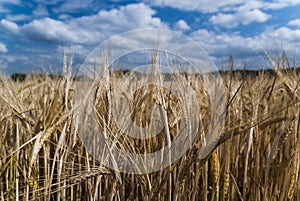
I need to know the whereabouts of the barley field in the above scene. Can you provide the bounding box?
[1,52,300,201]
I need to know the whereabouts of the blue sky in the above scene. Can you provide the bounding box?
[1,0,300,73]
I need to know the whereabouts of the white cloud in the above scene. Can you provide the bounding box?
[0,3,168,72]
[243,9,271,23]
[148,0,275,28]
[210,14,238,28]
[147,0,300,13]
[6,14,31,21]
[190,29,260,58]
[189,26,300,68]
[22,18,80,44]
[210,8,271,28]
[1,19,19,33]
[264,0,300,9]
[288,19,300,27]
[57,14,72,20]
[147,0,242,13]
[175,20,190,31]
[0,43,8,53]
[19,3,167,45]
[261,26,300,43]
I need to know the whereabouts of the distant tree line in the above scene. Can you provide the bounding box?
[11,73,27,82]
[9,67,300,82]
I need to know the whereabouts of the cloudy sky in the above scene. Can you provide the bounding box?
[1,0,300,73]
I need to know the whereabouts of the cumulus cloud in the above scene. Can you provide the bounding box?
[2,0,299,72]
[148,0,279,29]
[261,26,300,43]
[175,20,190,31]
[190,26,300,66]
[146,0,242,13]
[209,14,237,29]
[264,0,300,9]
[210,9,271,28]
[6,14,31,22]
[190,29,260,58]
[147,0,300,13]
[17,3,166,45]
[0,43,8,53]
[1,19,19,33]
[22,18,79,44]
[288,19,300,27]
[0,2,169,72]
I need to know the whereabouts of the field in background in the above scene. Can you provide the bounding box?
[1,52,300,200]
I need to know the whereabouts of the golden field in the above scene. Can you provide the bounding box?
[0,53,300,200]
